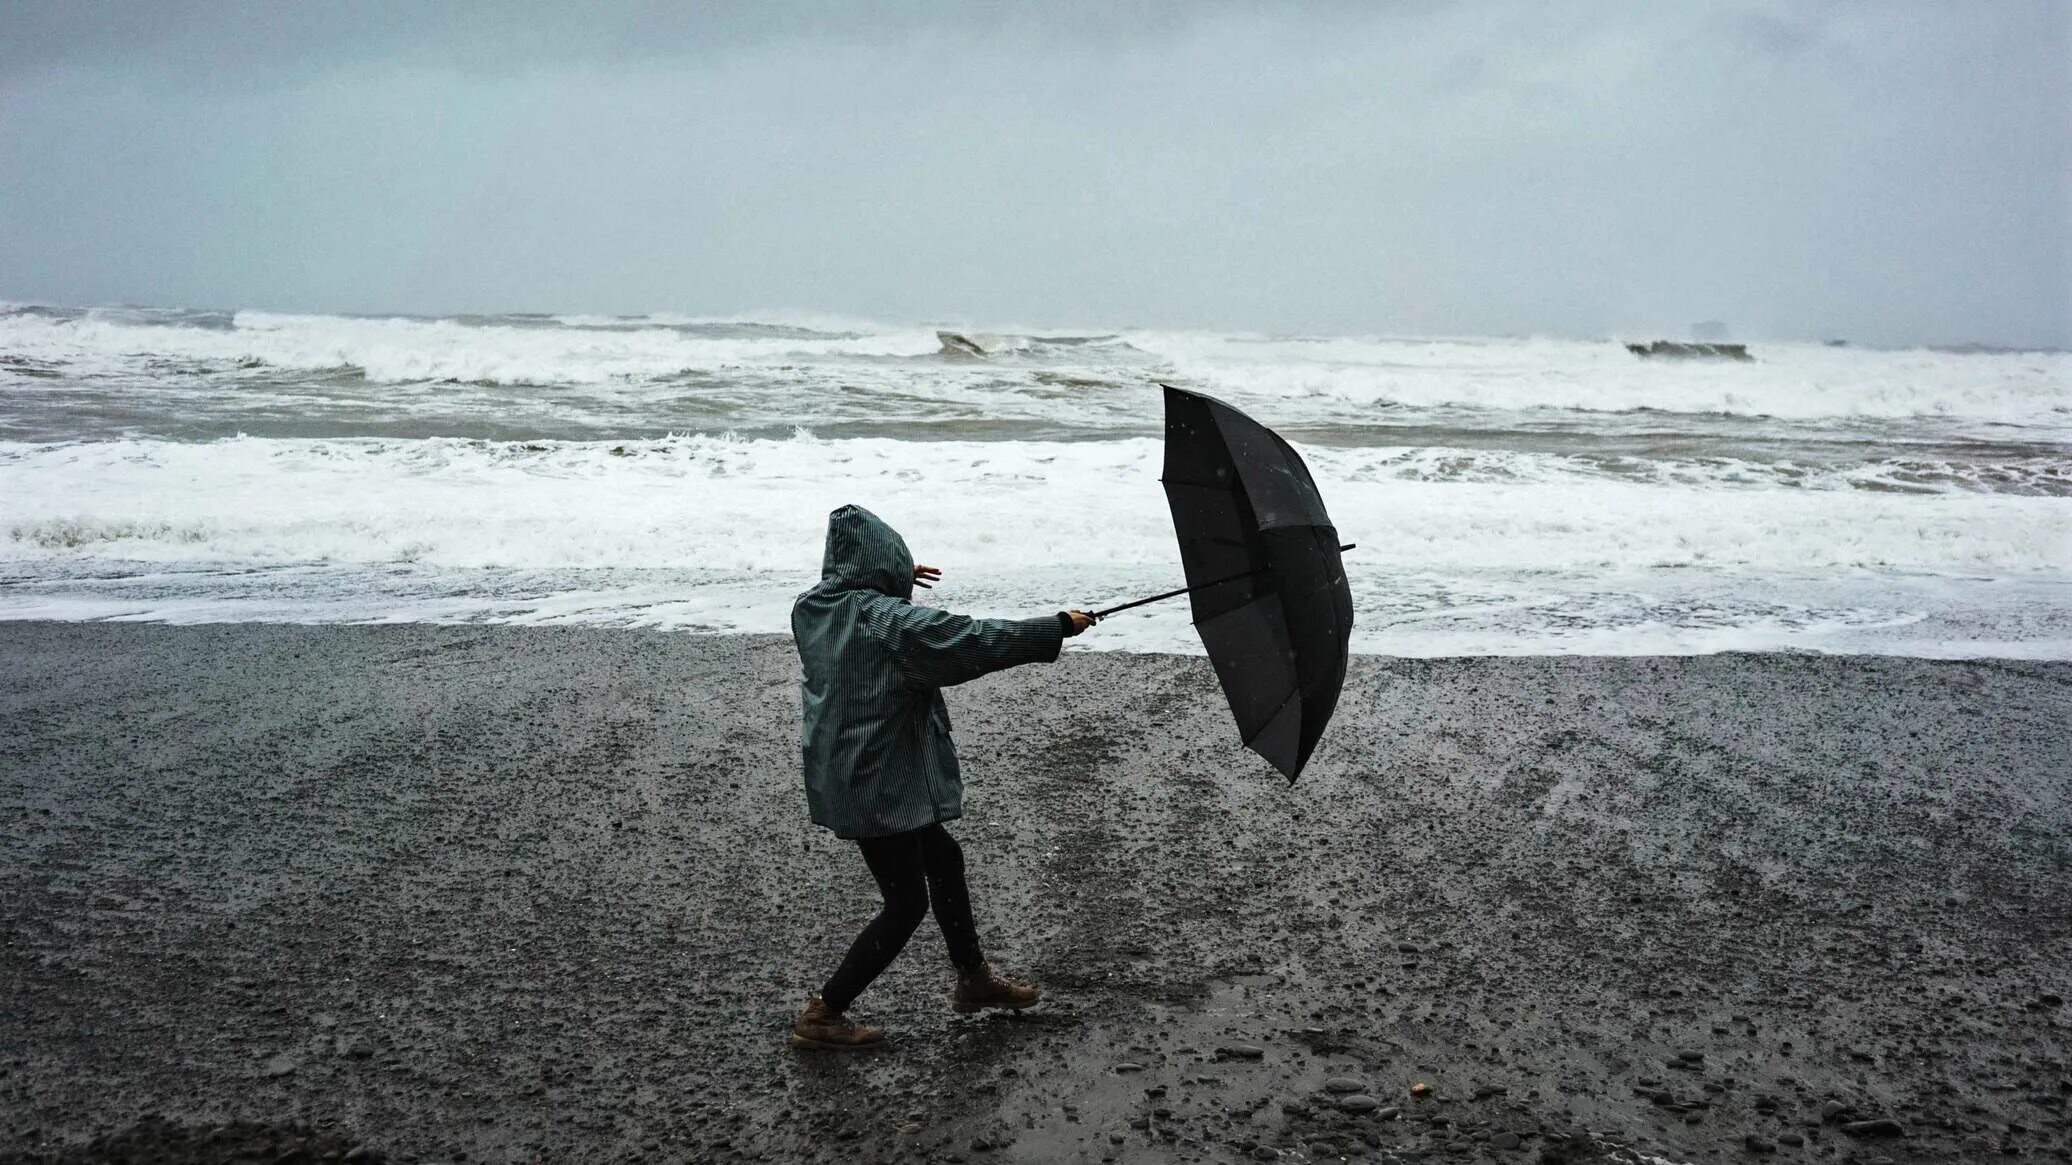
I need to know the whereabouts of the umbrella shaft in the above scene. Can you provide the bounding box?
[1092,568,1258,618]
[1092,544,1354,618]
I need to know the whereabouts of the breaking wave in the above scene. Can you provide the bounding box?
[1126,330,2072,426]
[0,308,944,386]
[4,435,2065,576]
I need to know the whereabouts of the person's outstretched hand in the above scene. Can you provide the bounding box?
[913,563,942,589]
[1061,610,1098,637]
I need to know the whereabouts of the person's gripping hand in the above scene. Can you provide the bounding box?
[1061,610,1098,637]
[913,564,942,589]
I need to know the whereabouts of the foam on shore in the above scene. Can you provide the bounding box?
[4,434,2068,656]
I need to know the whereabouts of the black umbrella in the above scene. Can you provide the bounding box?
[1095,385,1354,781]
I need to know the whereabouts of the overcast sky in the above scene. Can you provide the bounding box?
[2,1,2065,346]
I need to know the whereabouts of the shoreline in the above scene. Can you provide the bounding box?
[3,611,2070,664]
[3,623,2068,1164]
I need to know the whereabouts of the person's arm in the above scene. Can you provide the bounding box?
[863,598,1092,689]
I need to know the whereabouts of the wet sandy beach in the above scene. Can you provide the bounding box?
[2,623,2068,1164]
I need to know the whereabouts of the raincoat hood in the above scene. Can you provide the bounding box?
[817,504,915,600]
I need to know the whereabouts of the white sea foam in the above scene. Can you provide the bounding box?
[2,434,2067,656]
[4,435,2066,573]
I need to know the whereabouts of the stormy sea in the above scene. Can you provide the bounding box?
[3,302,2068,657]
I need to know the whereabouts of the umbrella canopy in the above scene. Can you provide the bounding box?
[1158,384,1353,781]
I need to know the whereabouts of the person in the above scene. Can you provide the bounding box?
[788,504,1098,1049]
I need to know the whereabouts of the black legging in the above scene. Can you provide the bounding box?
[819,823,984,1013]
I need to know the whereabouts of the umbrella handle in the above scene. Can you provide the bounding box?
[1091,544,1354,619]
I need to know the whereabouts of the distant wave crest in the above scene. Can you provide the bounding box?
[1,304,2066,429]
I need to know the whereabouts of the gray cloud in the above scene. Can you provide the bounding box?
[3,1,2065,347]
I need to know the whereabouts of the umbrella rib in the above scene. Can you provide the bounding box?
[1240,686,1301,750]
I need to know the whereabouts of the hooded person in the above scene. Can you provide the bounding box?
[788,504,1097,1049]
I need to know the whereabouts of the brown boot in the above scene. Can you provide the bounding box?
[951,962,1041,1013]
[790,993,885,1050]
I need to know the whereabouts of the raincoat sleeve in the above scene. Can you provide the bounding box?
[861,599,1065,689]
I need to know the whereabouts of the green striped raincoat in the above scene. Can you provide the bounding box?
[792,505,1065,839]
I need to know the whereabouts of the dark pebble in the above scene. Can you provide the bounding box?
[1339,1095,1381,1113]
[1841,1118,1905,1138]
[1744,1134,1776,1154]
[1324,1076,1365,1093]
[1491,1131,1520,1149]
